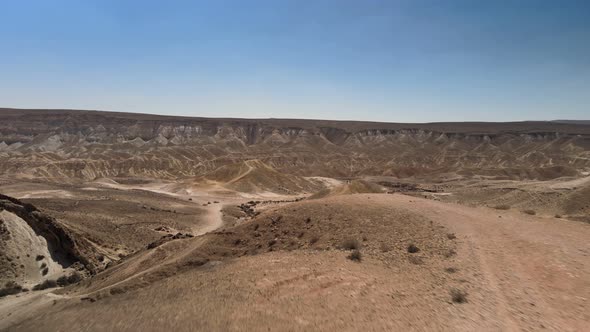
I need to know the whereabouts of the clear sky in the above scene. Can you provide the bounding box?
[1,0,589,122]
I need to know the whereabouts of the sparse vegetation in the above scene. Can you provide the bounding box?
[494,204,511,210]
[523,209,536,215]
[407,244,420,253]
[445,267,458,273]
[450,288,468,303]
[56,272,82,287]
[347,249,362,262]
[33,279,58,291]
[444,249,457,258]
[340,238,361,250]
[408,256,423,265]
[0,281,24,298]
[309,235,320,245]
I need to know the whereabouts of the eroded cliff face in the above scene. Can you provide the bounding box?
[1,108,589,181]
[0,194,98,288]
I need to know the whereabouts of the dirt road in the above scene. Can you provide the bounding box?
[385,194,589,331]
[1,194,588,331]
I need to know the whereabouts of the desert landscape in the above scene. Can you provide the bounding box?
[0,108,588,331]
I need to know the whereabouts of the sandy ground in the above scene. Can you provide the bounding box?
[394,195,590,331]
[1,193,588,331]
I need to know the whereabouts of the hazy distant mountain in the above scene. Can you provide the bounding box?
[552,120,590,125]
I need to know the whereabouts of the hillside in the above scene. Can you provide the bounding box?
[1,108,589,182]
[202,159,323,194]
[2,194,588,331]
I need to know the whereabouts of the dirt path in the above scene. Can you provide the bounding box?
[194,203,224,236]
[2,193,588,331]
[381,194,590,331]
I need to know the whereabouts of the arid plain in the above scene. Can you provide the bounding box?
[0,109,589,331]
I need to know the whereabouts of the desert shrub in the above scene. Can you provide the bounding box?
[340,238,361,250]
[309,235,320,245]
[347,249,362,262]
[523,209,536,215]
[67,272,82,284]
[446,233,456,240]
[450,288,468,303]
[268,239,277,247]
[445,267,458,273]
[0,281,23,298]
[494,205,510,210]
[554,214,562,218]
[444,249,457,258]
[56,272,82,287]
[33,279,57,291]
[407,244,420,253]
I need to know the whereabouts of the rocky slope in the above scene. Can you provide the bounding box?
[1,108,589,182]
[0,194,92,288]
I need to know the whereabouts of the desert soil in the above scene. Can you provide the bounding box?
[1,194,587,331]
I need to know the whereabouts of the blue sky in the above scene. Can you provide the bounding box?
[1,0,589,122]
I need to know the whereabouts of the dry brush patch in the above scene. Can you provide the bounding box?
[65,195,460,302]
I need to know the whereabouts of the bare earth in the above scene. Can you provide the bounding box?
[1,194,587,331]
[0,109,589,331]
